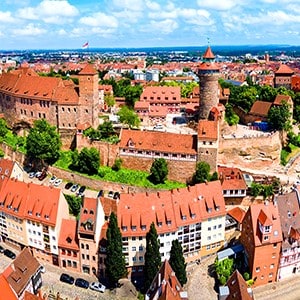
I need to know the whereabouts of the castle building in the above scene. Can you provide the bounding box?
[0,64,100,148]
[274,64,294,89]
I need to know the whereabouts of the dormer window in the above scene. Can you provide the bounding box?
[166,220,172,225]
[207,208,212,213]
[36,212,41,217]
[131,226,137,231]
[264,225,271,233]
[44,215,49,220]
[28,210,32,215]
[141,225,146,231]
[182,215,187,220]
[157,222,162,227]
[13,208,18,212]
[215,206,220,211]
[122,226,127,231]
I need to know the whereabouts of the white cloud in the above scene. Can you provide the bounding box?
[17,0,79,23]
[12,23,46,36]
[197,0,242,10]
[149,19,178,34]
[145,0,160,10]
[0,11,15,23]
[57,29,67,35]
[111,0,144,11]
[79,12,118,28]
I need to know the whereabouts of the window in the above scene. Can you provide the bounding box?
[264,236,269,241]
[132,247,136,251]
[139,246,143,251]
[206,245,210,250]
[139,256,143,262]
[256,267,260,272]
[86,244,89,250]
[81,243,84,249]
[132,257,137,262]
[270,264,274,269]
[82,254,85,259]
[132,237,136,241]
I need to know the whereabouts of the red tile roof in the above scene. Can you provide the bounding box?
[0,178,61,226]
[227,207,246,224]
[79,63,97,75]
[79,197,98,234]
[58,219,79,251]
[119,129,197,155]
[4,248,40,297]
[118,181,225,237]
[203,46,215,59]
[218,166,247,191]
[275,64,294,75]
[249,101,272,117]
[0,158,15,178]
[197,120,218,140]
[140,86,181,103]
[273,94,292,106]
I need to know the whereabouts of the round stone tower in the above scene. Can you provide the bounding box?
[198,46,220,120]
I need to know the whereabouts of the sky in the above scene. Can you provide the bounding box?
[0,0,300,50]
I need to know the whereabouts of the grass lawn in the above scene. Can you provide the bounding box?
[281,143,300,165]
[54,150,186,189]
[3,131,26,153]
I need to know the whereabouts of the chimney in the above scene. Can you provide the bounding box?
[187,185,190,192]
[157,192,160,198]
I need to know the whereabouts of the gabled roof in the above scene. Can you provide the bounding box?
[273,94,292,106]
[146,260,186,300]
[203,46,215,59]
[58,219,79,251]
[4,248,40,297]
[79,63,97,75]
[258,210,272,226]
[275,64,294,75]
[227,207,246,224]
[222,270,253,300]
[79,197,98,234]
[119,129,197,155]
[0,158,15,178]
[197,120,218,140]
[249,101,272,117]
[218,166,247,191]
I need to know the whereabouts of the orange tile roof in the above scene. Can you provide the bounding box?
[79,63,97,75]
[134,101,150,109]
[58,219,79,251]
[79,197,98,234]
[218,166,247,191]
[140,86,181,103]
[291,76,300,92]
[119,129,197,155]
[227,207,246,223]
[0,158,15,177]
[100,197,118,218]
[197,120,218,140]
[149,106,169,117]
[248,202,282,246]
[273,94,292,106]
[0,178,61,226]
[5,248,40,297]
[249,101,272,117]
[275,64,294,75]
[0,274,17,300]
[203,46,215,59]
[118,181,225,237]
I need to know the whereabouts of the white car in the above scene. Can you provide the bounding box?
[49,176,57,184]
[89,282,106,293]
[54,179,62,186]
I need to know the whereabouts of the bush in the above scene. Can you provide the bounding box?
[112,158,122,171]
[243,272,250,281]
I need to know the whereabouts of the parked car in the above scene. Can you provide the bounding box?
[71,184,79,192]
[29,172,35,178]
[0,245,5,253]
[108,191,114,198]
[4,249,16,259]
[76,186,86,196]
[35,171,42,178]
[38,265,46,273]
[75,278,89,289]
[65,182,73,190]
[113,192,120,199]
[89,281,106,293]
[59,273,74,285]
[38,171,47,181]
[153,124,164,130]
[54,179,62,187]
[49,176,57,184]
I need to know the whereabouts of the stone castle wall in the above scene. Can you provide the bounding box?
[218,131,281,169]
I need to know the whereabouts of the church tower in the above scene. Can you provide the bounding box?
[78,64,99,128]
[198,46,220,120]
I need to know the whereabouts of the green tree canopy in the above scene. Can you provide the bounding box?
[105,212,127,287]
[71,147,100,175]
[169,240,187,286]
[144,222,161,291]
[104,94,115,110]
[150,158,168,184]
[215,258,234,286]
[268,101,292,131]
[0,118,8,139]
[225,103,239,126]
[117,106,140,128]
[64,194,82,218]
[193,161,210,184]
[26,119,61,165]
[98,121,115,139]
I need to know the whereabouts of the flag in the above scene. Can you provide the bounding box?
[82,41,89,49]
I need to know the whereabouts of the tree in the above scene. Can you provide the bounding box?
[26,119,61,165]
[64,194,82,218]
[150,158,168,184]
[0,118,8,141]
[71,147,100,175]
[117,106,140,128]
[105,212,127,287]
[112,158,122,171]
[193,161,210,184]
[104,94,115,111]
[169,240,187,286]
[225,103,239,126]
[144,222,161,291]
[98,121,115,139]
[268,101,292,131]
[124,85,143,107]
[215,258,234,285]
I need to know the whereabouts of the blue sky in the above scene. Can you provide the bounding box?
[0,0,299,50]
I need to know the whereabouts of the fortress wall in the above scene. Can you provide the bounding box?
[218,131,282,169]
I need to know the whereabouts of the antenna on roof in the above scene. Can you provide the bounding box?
[207,37,210,46]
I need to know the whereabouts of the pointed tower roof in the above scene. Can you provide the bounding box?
[79,63,97,75]
[203,46,215,59]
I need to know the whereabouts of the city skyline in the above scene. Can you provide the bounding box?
[0,0,300,50]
